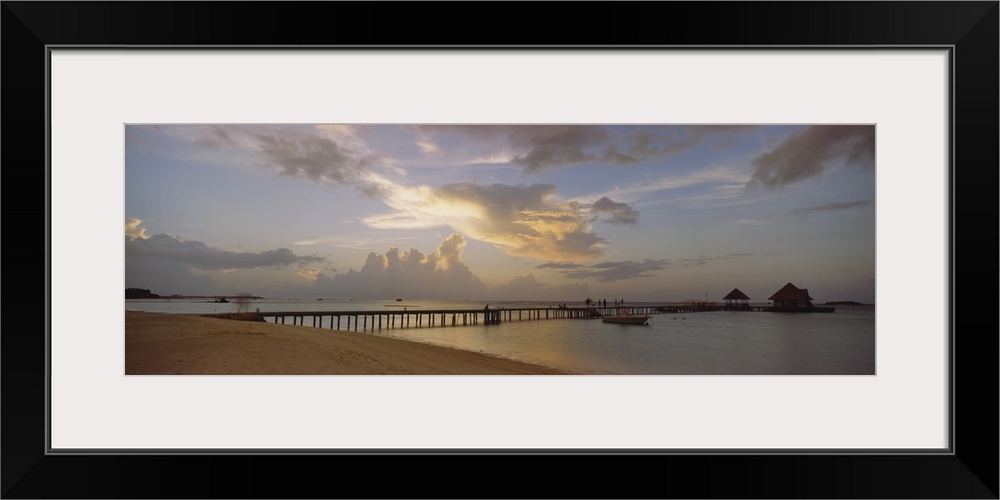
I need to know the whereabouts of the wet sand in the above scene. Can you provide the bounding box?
[125,311,570,375]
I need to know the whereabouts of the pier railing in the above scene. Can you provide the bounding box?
[252,301,835,333]
[257,305,667,332]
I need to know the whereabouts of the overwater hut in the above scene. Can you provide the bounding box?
[767,282,835,312]
[722,288,751,310]
[768,282,813,308]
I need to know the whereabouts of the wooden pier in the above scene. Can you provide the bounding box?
[257,305,667,333]
[720,305,772,312]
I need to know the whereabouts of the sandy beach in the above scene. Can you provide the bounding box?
[125,311,570,375]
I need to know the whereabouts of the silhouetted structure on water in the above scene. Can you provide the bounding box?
[766,283,835,313]
[722,288,752,311]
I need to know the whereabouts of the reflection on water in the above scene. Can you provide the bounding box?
[126,299,876,375]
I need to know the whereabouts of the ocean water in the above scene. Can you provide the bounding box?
[125,299,876,375]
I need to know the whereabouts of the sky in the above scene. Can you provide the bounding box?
[124,124,876,303]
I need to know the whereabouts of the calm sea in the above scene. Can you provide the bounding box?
[125,298,876,375]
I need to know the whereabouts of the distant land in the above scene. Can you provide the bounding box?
[125,288,160,299]
[126,288,865,306]
[125,288,262,300]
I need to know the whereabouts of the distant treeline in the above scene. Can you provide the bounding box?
[125,288,263,300]
[125,287,160,299]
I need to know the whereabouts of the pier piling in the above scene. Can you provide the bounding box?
[259,305,694,333]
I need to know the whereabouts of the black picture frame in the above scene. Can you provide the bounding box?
[4,2,997,498]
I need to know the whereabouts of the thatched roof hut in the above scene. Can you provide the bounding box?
[768,282,814,308]
[722,287,751,310]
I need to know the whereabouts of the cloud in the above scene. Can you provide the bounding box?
[125,258,221,297]
[571,163,749,210]
[630,126,757,159]
[533,252,757,285]
[310,234,487,299]
[293,237,337,246]
[537,259,670,282]
[435,232,466,270]
[314,124,372,154]
[600,146,639,164]
[412,125,609,172]
[296,267,323,280]
[507,126,611,172]
[125,219,325,270]
[299,237,593,301]
[536,253,748,282]
[364,182,607,262]
[412,125,753,173]
[416,141,439,153]
[148,124,245,149]
[125,218,149,240]
[677,256,710,267]
[791,199,873,214]
[250,128,386,195]
[533,261,583,270]
[489,273,590,301]
[147,125,389,196]
[590,196,640,225]
[747,125,876,190]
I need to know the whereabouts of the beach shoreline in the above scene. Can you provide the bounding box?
[125,311,572,375]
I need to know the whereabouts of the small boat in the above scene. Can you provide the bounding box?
[214,297,230,303]
[602,313,651,325]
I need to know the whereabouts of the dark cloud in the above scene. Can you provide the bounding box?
[747,125,876,190]
[535,262,584,270]
[507,126,610,172]
[201,125,238,147]
[125,220,324,270]
[413,125,757,173]
[251,129,383,194]
[146,125,388,196]
[538,252,755,281]
[538,259,670,282]
[677,256,710,267]
[624,126,756,160]
[413,125,612,172]
[791,199,874,214]
[590,196,640,225]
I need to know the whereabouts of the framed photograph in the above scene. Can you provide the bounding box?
[6,2,996,498]
[120,122,878,377]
